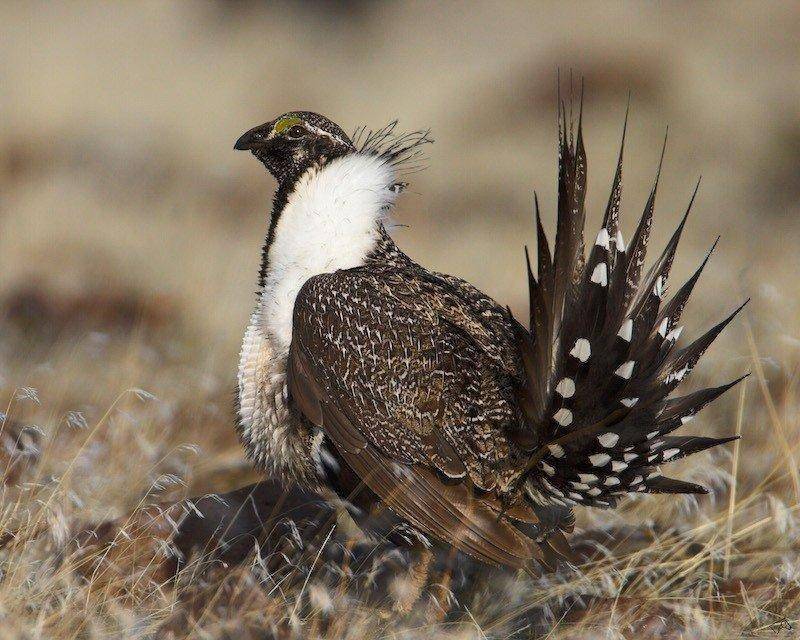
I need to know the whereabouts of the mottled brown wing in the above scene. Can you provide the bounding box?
[288,269,543,568]
[289,341,541,568]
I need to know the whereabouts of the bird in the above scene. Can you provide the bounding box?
[232,103,746,571]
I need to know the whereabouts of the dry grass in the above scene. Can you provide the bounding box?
[2,1,800,637]
[3,364,800,638]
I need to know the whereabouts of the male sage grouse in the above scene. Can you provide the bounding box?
[233,104,746,571]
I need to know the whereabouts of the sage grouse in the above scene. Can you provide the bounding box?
[233,107,745,570]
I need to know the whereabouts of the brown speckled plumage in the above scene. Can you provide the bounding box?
[295,240,524,491]
[234,106,745,570]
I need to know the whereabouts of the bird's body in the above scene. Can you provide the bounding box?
[234,108,744,569]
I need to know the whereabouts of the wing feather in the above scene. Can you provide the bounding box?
[289,339,541,568]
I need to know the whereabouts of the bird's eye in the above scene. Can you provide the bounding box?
[287,125,307,139]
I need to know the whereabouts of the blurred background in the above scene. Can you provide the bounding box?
[1,0,799,564]
[2,2,800,637]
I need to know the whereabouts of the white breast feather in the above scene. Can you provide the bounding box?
[262,153,398,351]
[237,152,398,478]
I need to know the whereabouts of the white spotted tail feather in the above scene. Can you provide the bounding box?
[512,99,747,509]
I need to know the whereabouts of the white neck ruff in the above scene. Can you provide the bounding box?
[260,153,397,351]
[237,152,398,479]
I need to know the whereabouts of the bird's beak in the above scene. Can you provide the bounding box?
[234,122,273,151]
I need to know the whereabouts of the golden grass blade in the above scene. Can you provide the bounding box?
[724,379,746,580]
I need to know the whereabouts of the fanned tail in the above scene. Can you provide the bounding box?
[516,98,746,509]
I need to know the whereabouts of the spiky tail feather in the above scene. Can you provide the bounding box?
[515,99,747,509]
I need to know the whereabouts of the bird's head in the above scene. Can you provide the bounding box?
[234,111,354,185]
